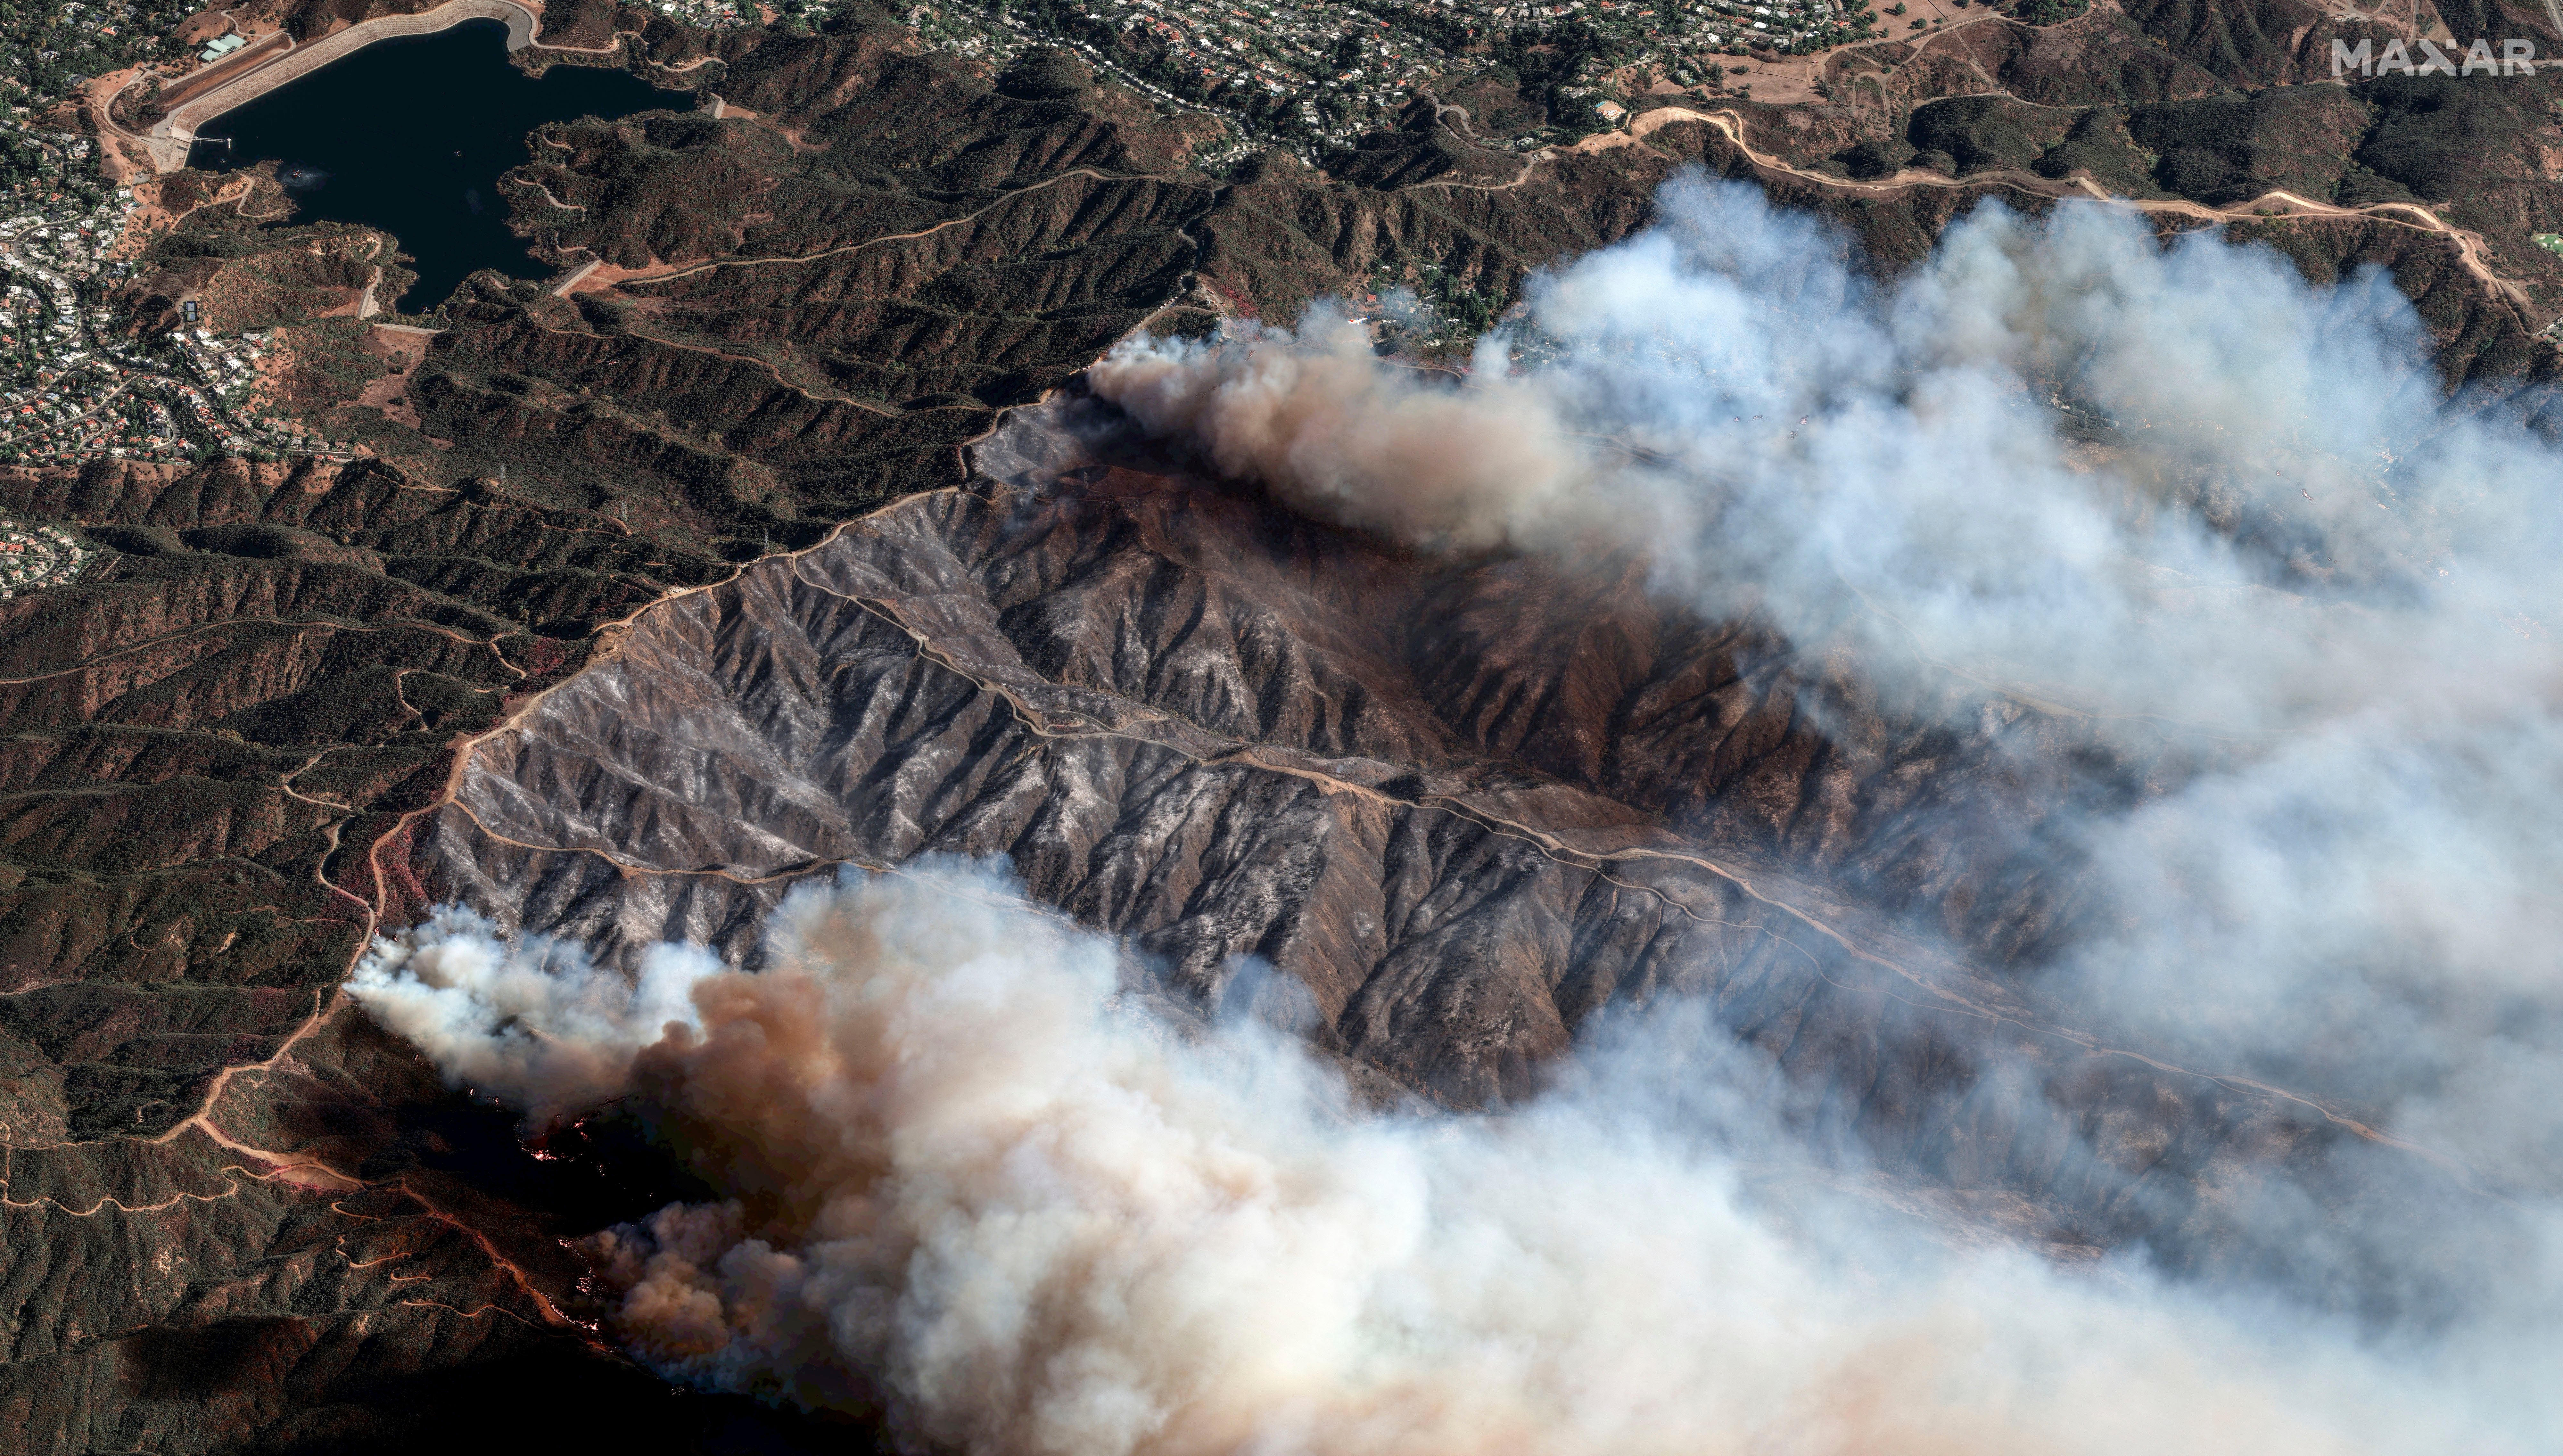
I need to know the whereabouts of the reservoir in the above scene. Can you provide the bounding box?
[187,20,686,312]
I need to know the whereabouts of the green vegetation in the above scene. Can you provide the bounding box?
[2011,0,2089,23]
[0,0,198,107]
[2354,75,2530,204]
[1904,95,2074,177]
[2115,0,2322,81]
[2123,86,2370,204]
[2030,107,2165,195]
[0,121,111,210]
[1845,59,2563,318]
[1365,255,1509,352]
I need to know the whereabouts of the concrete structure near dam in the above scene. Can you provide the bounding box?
[136,0,543,172]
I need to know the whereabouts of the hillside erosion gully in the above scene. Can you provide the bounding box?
[0,383,2489,1360]
[424,391,2480,1180]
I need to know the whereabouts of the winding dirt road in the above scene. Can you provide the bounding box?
[570,166,1137,293]
[1610,105,2538,328]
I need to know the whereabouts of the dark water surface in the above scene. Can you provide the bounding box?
[189,21,685,311]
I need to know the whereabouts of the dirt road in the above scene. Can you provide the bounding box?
[1606,105,2539,329]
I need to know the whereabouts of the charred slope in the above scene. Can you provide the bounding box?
[12,5,2552,1443]
[1,31,2012,1448]
[0,454,868,1455]
[411,396,2469,1296]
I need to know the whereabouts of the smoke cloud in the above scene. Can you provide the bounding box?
[1089,180,2563,1188]
[349,902,724,1123]
[1092,184,2552,736]
[346,180,2563,1447]
[354,863,2531,1454]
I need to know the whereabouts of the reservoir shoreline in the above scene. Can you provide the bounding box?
[139,0,586,173]
[185,19,686,311]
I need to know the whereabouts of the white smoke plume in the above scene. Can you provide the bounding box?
[1090,183,2556,737]
[1089,179,2563,1190]
[348,903,723,1123]
[345,181,2563,1447]
[353,863,2542,1454]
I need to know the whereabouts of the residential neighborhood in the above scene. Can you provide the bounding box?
[649,0,758,29]
[0,515,91,596]
[903,0,1879,153]
[0,119,320,468]
[0,0,1902,478]
[0,0,199,113]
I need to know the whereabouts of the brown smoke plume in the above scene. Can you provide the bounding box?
[347,182,2563,1453]
[354,867,2444,1456]
[1088,304,1602,553]
[1085,185,2563,1208]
